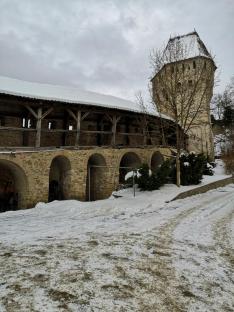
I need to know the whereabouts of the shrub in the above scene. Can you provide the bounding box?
[137,160,172,191]
[174,152,214,186]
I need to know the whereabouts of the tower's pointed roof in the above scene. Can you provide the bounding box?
[163,31,215,66]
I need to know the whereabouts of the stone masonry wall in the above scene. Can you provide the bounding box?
[0,147,171,209]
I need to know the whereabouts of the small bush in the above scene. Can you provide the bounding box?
[174,152,214,186]
[137,160,172,191]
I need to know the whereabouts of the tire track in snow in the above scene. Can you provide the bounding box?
[172,187,234,311]
[132,191,233,312]
[214,208,234,274]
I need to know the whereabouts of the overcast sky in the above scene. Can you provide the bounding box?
[0,0,233,102]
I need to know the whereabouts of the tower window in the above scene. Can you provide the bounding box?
[188,80,193,87]
[193,61,196,69]
[204,61,206,69]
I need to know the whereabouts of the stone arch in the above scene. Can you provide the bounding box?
[86,153,107,201]
[48,155,71,202]
[151,151,164,172]
[0,159,28,212]
[119,152,141,183]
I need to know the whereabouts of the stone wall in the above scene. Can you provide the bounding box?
[0,147,171,209]
[172,176,234,201]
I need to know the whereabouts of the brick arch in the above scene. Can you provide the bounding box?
[119,151,142,183]
[0,159,29,211]
[151,151,164,172]
[86,153,107,201]
[48,155,71,201]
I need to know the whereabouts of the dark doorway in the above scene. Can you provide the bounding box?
[0,160,28,212]
[48,156,71,202]
[86,153,107,201]
[151,151,164,172]
[119,152,141,184]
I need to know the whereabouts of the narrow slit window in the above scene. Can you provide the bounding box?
[27,119,31,128]
[22,118,26,128]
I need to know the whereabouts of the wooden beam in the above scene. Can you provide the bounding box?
[41,107,54,120]
[75,110,81,146]
[81,130,112,134]
[41,129,75,133]
[36,108,42,147]
[81,111,90,121]
[104,114,121,146]
[67,109,77,121]
[111,115,117,146]
[118,132,143,136]
[105,113,113,123]
[25,105,38,119]
[0,126,35,132]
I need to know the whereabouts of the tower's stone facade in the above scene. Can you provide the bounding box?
[151,32,216,158]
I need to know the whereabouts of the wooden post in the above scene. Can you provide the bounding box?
[25,105,53,148]
[36,107,42,147]
[110,115,121,146]
[111,115,117,146]
[76,110,81,146]
[67,109,90,146]
[143,128,147,146]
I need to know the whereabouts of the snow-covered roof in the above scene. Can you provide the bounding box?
[164,31,213,64]
[0,76,143,113]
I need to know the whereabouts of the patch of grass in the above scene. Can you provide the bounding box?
[48,289,76,302]
[32,273,48,283]
[82,271,93,281]
[88,240,99,247]
[115,265,127,278]
[2,252,12,257]
[35,249,47,256]
[182,290,196,298]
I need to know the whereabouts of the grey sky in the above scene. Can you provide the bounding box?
[0,0,233,102]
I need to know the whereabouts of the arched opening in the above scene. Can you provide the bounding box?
[48,156,71,202]
[151,151,164,172]
[86,153,107,201]
[119,152,141,184]
[0,160,28,212]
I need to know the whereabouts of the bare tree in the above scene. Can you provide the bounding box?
[150,33,216,186]
[212,76,234,156]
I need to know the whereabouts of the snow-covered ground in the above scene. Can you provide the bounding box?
[0,161,233,311]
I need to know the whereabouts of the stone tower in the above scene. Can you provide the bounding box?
[151,31,216,158]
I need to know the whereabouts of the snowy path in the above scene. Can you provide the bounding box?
[0,184,233,312]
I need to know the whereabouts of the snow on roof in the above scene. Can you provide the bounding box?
[0,75,142,113]
[0,75,171,120]
[164,31,212,64]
